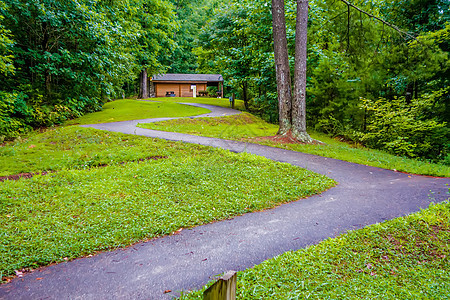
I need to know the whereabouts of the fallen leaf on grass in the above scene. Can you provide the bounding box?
[172,228,183,235]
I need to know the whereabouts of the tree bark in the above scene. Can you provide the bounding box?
[242,81,249,110]
[42,21,52,97]
[139,69,148,99]
[272,0,292,135]
[292,0,313,142]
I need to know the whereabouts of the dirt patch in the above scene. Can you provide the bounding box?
[245,135,324,145]
[129,156,167,163]
[0,156,168,182]
[0,171,53,182]
[246,135,301,144]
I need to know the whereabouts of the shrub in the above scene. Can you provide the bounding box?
[0,90,103,140]
[360,95,449,162]
[0,91,33,140]
[206,86,218,97]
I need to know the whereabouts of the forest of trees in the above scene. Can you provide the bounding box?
[0,0,449,164]
[0,0,213,136]
[197,0,449,163]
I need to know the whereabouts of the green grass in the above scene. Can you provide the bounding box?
[64,99,210,126]
[0,126,179,177]
[276,134,450,178]
[138,112,277,140]
[0,126,335,280]
[181,201,450,299]
[146,96,245,110]
[139,113,450,177]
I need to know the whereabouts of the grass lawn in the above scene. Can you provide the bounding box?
[181,201,450,299]
[64,99,210,126]
[139,113,450,177]
[0,126,335,281]
[138,113,276,140]
[145,96,245,110]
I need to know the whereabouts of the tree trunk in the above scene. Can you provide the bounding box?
[139,69,148,99]
[272,0,292,135]
[292,0,313,142]
[242,81,249,110]
[42,21,51,97]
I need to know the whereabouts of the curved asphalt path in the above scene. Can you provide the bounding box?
[1,103,449,299]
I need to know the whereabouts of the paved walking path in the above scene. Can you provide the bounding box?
[1,104,449,299]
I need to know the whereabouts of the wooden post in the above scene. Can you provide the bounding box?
[203,271,237,300]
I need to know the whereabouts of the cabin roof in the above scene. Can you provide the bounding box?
[152,74,223,82]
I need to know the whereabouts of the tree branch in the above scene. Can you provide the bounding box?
[339,0,416,40]
[318,10,347,31]
[346,3,350,52]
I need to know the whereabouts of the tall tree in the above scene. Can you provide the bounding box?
[136,0,177,98]
[271,0,292,135]
[292,0,313,142]
[195,0,272,109]
[0,0,177,138]
[272,0,313,142]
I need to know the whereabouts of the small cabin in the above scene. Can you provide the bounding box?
[151,74,224,98]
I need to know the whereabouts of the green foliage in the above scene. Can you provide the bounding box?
[195,0,275,109]
[0,0,177,138]
[0,92,31,140]
[206,86,218,97]
[196,0,450,163]
[2,0,138,97]
[135,0,177,74]
[182,201,450,299]
[360,95,449,161]
[0,126,335,278]
[0,1,14,76]
[152,0,229,74]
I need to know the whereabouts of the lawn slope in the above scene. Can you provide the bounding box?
[64,99,210,126]
[146,97,245,110]
[0,126,335,281]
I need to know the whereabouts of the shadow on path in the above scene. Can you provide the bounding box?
[1,103,449,299]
